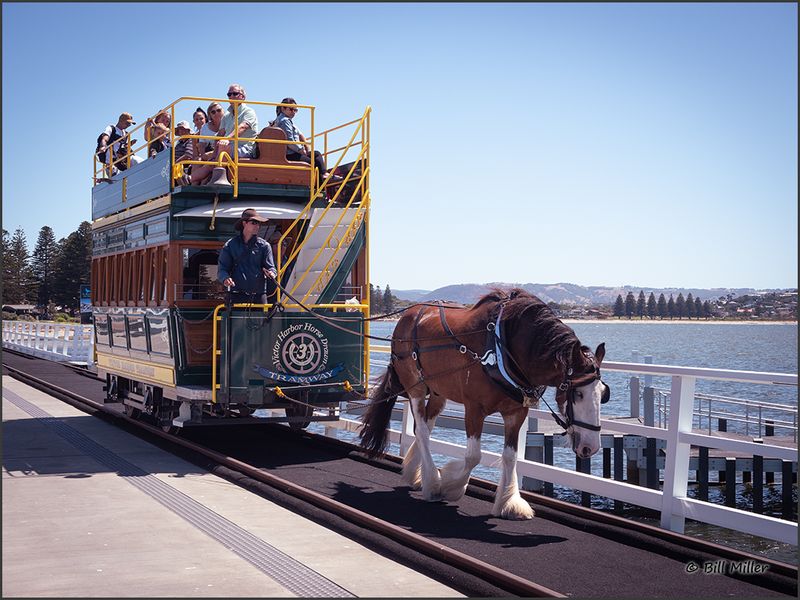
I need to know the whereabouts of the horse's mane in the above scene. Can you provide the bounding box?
[472,287,580,369]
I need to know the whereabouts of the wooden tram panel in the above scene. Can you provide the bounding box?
[89,99,371,428]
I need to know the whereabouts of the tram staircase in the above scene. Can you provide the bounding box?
[283,206,365,306]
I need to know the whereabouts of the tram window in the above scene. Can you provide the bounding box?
[94,315,111,347]
[147,316,171,356]
[181,248,223,300]
[128,316,147,351]
[109,315,128,349]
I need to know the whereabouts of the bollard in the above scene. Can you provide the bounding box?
[765,420,775,437]
[718,418,727,433]
[646,437,658,489]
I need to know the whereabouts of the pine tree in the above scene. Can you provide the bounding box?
[676,293,686,319]
[647,292,657,319]
[2,227,35,304]
[657,293,667,319]
[624,291,636,318]
[695,297,703,318]
[382,284,394,314]
[636,290,646,319]
[52,222,92,311]
[667,294,675,319]
[31,226,59,308]
[685,293,695,319]
[613,294,624,318]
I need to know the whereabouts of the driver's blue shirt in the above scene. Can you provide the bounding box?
[217,233,276,295]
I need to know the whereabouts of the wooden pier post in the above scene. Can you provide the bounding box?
[752,440,764,514]
[613,435,624,514]
[782,461,794,519]
[725,458,736,508]
[698,446,709,502]
[576,455,591,507]
[544,435,554,497]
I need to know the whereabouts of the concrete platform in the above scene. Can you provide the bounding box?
[2,376,462,598]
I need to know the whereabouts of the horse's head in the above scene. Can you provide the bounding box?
[555,342,610,458]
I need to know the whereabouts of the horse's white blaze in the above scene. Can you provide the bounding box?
[568,379,604,458]
[440,436,481,501]
[491,446,534,520]
[410,396,441,501]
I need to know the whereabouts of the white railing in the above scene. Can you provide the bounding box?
[325,357,798,546]
[2,321,94,365]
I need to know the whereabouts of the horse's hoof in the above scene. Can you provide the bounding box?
[494,498,535,520]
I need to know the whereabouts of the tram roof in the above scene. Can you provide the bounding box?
[173,201,309,221]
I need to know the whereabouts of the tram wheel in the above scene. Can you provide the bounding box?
[286,394,315,431]
[122,403,141,419]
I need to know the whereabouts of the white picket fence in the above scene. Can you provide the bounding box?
[2,321,94,364]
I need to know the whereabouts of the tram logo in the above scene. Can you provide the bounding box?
[276,327,329,374]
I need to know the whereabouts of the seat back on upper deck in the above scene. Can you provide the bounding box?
[235,127,311,187]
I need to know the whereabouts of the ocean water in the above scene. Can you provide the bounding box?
[320,319,798,562]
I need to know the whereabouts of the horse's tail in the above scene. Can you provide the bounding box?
[359,361,404,457]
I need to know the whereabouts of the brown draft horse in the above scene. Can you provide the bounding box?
[359,288,609,520]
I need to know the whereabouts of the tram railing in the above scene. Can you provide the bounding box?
[276,107,371,305]
[2,321,94,365]
[326,353,798,545]
[93,96,322,197]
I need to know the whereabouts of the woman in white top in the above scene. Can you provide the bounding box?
[191,102,225,185]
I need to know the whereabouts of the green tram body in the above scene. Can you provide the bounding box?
[90,100,371,430]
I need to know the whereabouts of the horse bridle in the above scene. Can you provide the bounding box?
[491,301,610,435]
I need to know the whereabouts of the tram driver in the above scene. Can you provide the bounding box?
[217,209,277,304]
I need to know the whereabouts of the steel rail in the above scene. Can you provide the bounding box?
[2,360,563,598]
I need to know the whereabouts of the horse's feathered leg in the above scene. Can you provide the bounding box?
[440,403,484,502]
[409,394,442,501]
[402,392,445,490]
[492,407,535,520]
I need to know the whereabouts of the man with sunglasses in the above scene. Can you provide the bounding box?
[218,209,277,304]
[216,83,259,159]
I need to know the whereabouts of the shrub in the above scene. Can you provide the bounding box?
[2,311,18,321]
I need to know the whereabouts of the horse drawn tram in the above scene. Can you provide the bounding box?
[90,95,371,431]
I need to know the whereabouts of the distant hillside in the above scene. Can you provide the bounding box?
[393,282,772,306]
[391,289,431,302]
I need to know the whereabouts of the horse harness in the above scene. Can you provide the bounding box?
[393,301,607,435]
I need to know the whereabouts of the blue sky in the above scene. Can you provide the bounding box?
[2,3,797,291]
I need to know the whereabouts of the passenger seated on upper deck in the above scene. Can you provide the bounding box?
[174,121,194,163]
[189,102,225,185]
[95,112,138,176]
[190,85,258,184]
[272,97,334,187]
[145,111,172,158]
[191,106,208,159]
[217,83,259,159]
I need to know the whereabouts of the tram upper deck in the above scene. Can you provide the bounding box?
[90,96,371,309]
[92,96,370,218]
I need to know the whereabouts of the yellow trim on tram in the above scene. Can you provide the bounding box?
[96,352,175,387]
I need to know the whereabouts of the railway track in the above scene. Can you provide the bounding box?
[3,351,797,598]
